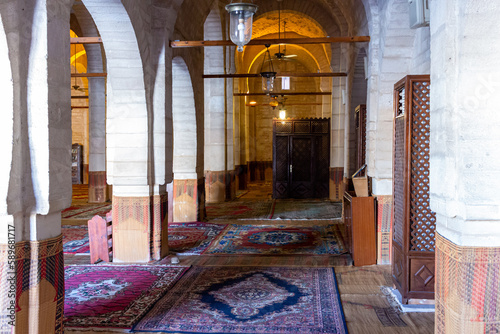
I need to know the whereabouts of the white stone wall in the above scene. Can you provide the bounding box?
[429,0,500,246]
[172,56,198,180]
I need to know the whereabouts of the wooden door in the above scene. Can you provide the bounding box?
[273,118,330,199]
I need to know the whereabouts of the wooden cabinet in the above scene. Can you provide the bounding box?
[392,75,436,303]
[343,191,376,266]
[273,118,330,199]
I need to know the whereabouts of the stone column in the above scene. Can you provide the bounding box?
[430,1,500,332]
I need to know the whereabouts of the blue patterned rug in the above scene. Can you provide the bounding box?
[134,266,347,333]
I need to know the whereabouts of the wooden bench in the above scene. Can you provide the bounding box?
[88,211,113,264]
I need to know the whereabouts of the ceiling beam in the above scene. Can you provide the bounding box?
[71,73,107,77]
[204,72,346,79]
[71,96,89,99]
[234,92,331,96]
[246,102,322,106]
[70,37,102,44]
[171,36,370,48]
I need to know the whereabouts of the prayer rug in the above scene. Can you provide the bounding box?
[134,266,347,334]
[203,224,346,255]
[64,265,188,329]
[62,203,112,220]
[270,200,342,219]
[205,200,273,220]
[168,222,227,255]
[62,225,90,254]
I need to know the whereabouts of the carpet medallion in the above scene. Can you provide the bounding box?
[62,225,90,254]
[64,265,188,329]
[168,222,227,255]
[134,266,347,333]
[203,224,346,255]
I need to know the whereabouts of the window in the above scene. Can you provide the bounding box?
[281,76,290,90]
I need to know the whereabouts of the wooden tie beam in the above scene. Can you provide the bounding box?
[171,36,370,48]
[204,72,346,79]
[70,37,102,44]
[234,92,331,96]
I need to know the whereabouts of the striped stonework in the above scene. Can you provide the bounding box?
[435,233,500,333]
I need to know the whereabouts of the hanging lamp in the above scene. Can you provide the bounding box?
[225,2,258,52]
[278,96,287,119]
[260,44,277,94]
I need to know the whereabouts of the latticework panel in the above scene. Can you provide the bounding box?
[292,137,311,182]
[312,120,329,133]
[409,81,436,252]
[276,121,292,133]
[275,136,289,182]
[294,121,310,133]
[393,116,405,247]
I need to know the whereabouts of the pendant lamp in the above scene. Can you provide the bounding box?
[225,2,258,52]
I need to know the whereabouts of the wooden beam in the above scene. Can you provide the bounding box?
[71,73,107,77]
[71,96,89,99]
[71,106,89,109]
[246,102,322,107]
[203,72,346,79]
[70,37,102,44]
[235,92,331,96]
[171,36,370,48]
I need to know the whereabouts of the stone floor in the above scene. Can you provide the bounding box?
[64,182,435,334]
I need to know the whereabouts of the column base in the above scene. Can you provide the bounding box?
[14,235,65,334]
[112,194,168,262]
[375,195,393,264]
[172,179,205,222]
[247,161,272,183]
[205,170,237,203]
[88,171,109,203]
[435,233,500,333]
[329,167,344,201]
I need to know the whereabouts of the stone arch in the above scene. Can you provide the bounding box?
[72,3,108,202]
[82,0,149,188]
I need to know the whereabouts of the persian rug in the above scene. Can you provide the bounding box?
[205,200,273,220]
[168,222,227,255]
[134,266,347,334]
[62,225,90,254]
[64,265,188,329]
[270,200,342,220]
[62,203,112,220]
[203,224,346,255]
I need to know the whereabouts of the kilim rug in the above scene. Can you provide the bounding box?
[64,265,188,329]
[203,224,346,255]
[62,225,90,254]
[270,200,343,220]
[205,200,273,220]
[134,266,347,334]
[62,203,112,220]
[168,222,227,255]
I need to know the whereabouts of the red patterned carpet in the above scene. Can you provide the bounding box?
[134,266,347,333]
[203,224,347,256]
[62,225,90,254]
[64,265,188,329]
[168,222,227,255]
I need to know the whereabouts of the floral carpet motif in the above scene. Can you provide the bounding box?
[134,266,347,333]
[203,224,346,255]
[168,222,227,255]
[62,225,90,254]
[64,265,188,329]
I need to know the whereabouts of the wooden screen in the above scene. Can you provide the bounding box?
[355,104,367,172]
[273,118,330,199]
[392,75,436,303]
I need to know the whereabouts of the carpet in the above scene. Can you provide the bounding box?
[270,200,342,220]
[134,266,347,334]
[205,200,273,220]
[72,184,89,201]
[63,265,188,329]
[168,222,227,255]
[62,203,112,220]
[62,225,90,254]
[203,224,346,256]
